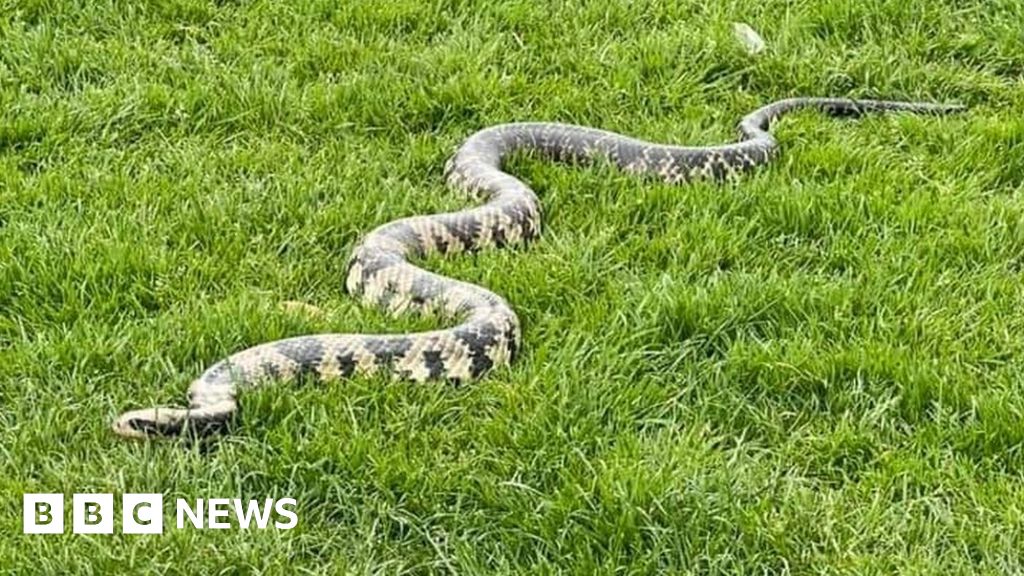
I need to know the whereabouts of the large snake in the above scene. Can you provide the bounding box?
[112,97,963,439]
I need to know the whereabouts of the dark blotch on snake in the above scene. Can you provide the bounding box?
[422,350,446,379]
[365,337,414,368]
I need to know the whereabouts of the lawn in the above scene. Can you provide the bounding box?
[2,0,1023,573]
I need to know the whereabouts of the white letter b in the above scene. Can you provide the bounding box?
[73,494,113,534]
[23,494,64,534]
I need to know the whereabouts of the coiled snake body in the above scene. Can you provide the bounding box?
[113,97,963,439]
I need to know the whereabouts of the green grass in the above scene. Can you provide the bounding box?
[2,0,1023,572]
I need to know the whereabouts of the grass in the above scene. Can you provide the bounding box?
[1,0,1023,572]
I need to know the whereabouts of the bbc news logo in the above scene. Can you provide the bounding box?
[23,494,298,534]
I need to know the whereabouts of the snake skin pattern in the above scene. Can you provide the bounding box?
[112,97,963,439]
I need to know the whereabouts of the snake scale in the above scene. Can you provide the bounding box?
[113,97,963,439]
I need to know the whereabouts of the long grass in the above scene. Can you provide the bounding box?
[2,0,1023,573]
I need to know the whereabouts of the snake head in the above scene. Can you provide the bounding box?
[112,407,191,439]
[112,400,236,439]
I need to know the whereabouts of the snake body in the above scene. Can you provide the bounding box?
[112,97,963,439]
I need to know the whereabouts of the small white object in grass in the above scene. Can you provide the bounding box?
[733,22,766,55]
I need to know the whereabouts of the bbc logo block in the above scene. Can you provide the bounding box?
[123,493,164,534]
[73,494,114,534]
[23,494,64,534]
[24,493,163,535]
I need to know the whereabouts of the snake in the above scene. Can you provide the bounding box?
[112,97,963,439]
